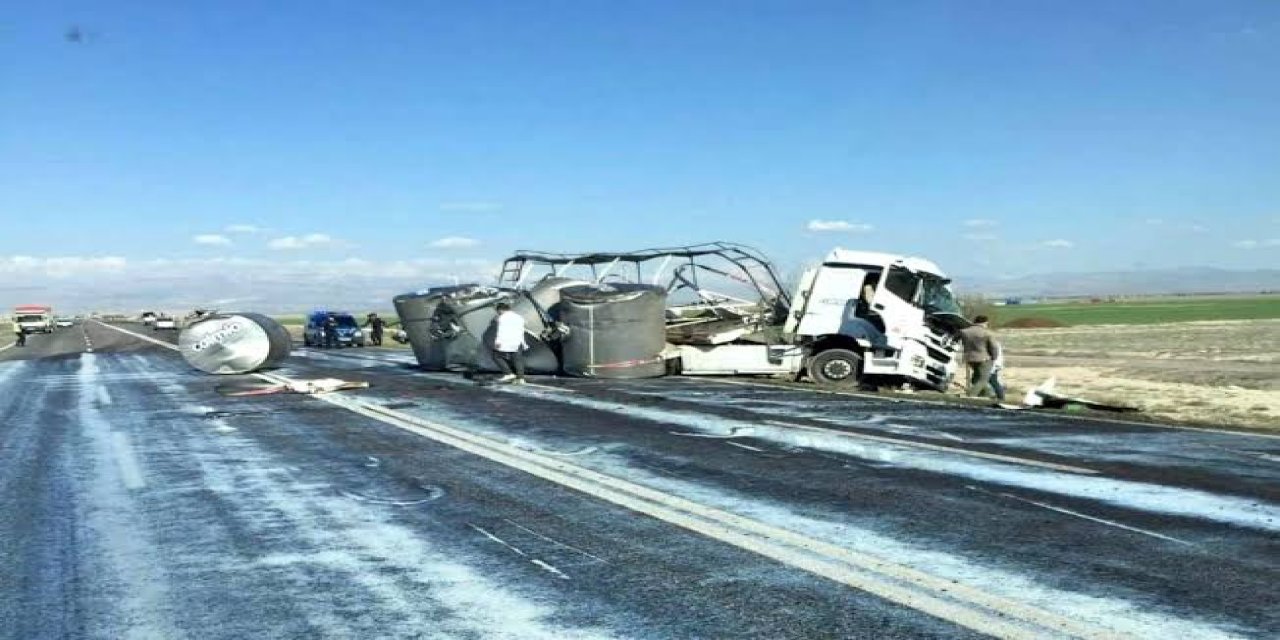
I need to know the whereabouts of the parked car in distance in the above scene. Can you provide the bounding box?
[302,311,365,347]
[55,317,75,328]
[153,316,178,331]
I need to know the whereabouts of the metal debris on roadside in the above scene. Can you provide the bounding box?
[1023,377,1140,413]
[214,377,369,396]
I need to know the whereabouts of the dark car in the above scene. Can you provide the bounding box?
[302,311,365,347]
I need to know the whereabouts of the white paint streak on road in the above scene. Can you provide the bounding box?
[96,384,113,406]
[696,376,1280,440]
[285,385,1125,640]
[77,353,177,638]
[726,441,766,453]
[110,431,147,490]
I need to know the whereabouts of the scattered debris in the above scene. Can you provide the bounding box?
[1023,377,1140,413]
[217,377,369,396]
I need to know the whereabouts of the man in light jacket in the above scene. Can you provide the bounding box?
[492,302,527,384]
[958,315,999,397]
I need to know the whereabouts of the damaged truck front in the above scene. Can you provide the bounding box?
[780,250,967,389]
[488,243,967,390]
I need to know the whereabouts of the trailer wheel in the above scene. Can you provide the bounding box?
[808,349,862,387]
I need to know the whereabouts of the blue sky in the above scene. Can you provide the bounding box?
[2,1,1278,308]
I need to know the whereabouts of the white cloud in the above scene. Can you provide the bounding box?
[225,224,262,234]
[1041,239,1075,249]
[0,255,128,278]
[963,219,997,228]
[429,236,480,249]
[268,233,337,250]
[806,219,873,233]
[1233,238,1280,249]
[0,254,504,312]
[439,202,503,213]
[193,234,232,246]
[963,233,999,242]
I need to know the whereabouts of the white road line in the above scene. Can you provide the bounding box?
[530,558,571,580]
[92,321,180,351]
[110,431,147,490]
[469,524,528,556]
[966,485,1192,546]
[697,376,1280,440]
[0,343,15,354]
[470,523,571,580]
[96,385,113,406]
[726,441,766,452]
[501,518,609,565]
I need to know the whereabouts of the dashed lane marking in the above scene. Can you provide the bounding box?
[966,485,1193,546]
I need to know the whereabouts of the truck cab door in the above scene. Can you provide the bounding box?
[869,265,925,342]
[791,265,870,337]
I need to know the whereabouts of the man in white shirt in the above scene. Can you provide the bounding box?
[491,302,528,384]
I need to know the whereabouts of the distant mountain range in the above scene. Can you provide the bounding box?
[7,266,1279,316]
[953,267,1280,298]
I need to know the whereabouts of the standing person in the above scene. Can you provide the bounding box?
[364,312,386,346]
[323,313,338,349]
[491,302,527,384]
[14,326,26,348]
[989,339,1007,402]
[958,314,999,398]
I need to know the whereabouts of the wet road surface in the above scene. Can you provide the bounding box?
[1,321,1277,639]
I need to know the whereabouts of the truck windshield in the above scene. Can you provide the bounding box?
[921,277,962,316]
[17,315,44,323]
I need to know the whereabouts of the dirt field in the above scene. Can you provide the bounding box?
[996,319,1280,431]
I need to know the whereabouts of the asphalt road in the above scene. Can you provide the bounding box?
[1,321,1277,639]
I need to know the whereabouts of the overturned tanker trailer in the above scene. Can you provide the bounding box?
[392,282,574,374]
[494,242,968,389]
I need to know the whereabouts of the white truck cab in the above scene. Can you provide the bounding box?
[781,249,967,389]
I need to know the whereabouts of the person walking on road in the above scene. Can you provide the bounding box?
[958,314,999,398]
[491,302,527,384]
[364,312,386,346]
[323,313,339,349]
[13,326,26,348]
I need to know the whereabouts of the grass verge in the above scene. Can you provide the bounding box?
[994,294,1280,327]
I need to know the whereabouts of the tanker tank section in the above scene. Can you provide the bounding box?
[178,312,293,375]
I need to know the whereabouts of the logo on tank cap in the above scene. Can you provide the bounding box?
[191,320,245,352]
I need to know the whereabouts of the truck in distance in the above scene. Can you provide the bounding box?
[13,304,55,334]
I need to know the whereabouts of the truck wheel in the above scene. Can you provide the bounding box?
[808,349,862,387]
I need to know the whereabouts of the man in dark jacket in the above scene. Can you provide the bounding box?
[14,326,26,348]
[958,315,999,397]
[323,313,339,348]
[363,313,386,346]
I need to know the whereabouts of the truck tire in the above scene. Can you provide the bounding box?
[807,348,862,388]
